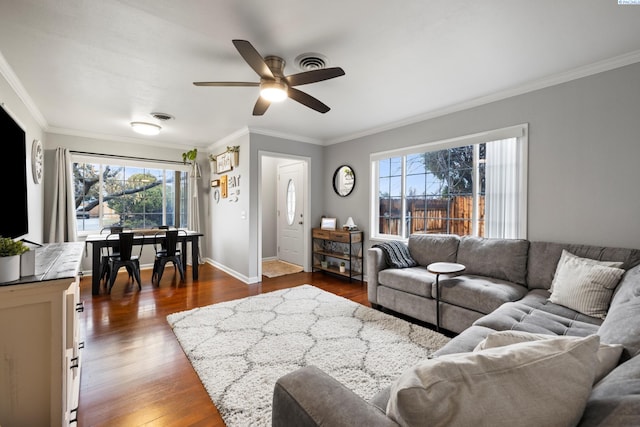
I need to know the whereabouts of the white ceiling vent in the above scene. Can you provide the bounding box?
[295,53,328,71]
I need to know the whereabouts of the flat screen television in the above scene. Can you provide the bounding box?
[0,103,29,240]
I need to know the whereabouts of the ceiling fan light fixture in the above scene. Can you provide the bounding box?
[130,121,161,135]
[260,81,288,102]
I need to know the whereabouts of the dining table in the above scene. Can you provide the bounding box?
[85,229,203,295]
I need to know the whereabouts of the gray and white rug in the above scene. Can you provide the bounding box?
[167,284,450,427]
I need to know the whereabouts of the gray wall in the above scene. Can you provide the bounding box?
[207,131,324,282]
[5,58,640,283]
[0,71,45,244]
[325,61,640,252]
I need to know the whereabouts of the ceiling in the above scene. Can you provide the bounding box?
[1,1,639,149]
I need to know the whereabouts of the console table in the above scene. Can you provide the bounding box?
[312,228,363,282]
[0,242,84,426]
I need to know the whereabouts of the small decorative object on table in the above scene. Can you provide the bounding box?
[339,262,346,273]
[343,216,357,230]
[321,217,337,230]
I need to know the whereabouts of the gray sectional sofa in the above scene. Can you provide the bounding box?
[272,235,640,426]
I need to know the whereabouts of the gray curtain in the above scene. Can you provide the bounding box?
[47,147,77,242]
[189,161,204,264]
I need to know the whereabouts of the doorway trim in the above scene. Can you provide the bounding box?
[257,150,311,278]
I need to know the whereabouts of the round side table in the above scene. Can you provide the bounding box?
[427,262,466,332]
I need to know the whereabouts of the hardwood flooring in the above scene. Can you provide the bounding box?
[77,263,369,426]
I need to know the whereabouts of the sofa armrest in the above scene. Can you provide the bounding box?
[367,247,388,305]
[272,365,397,427]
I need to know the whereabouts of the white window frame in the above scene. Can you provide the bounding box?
[71,153,192,236]
[370,124,528,242]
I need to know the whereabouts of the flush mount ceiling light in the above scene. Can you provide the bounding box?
[130,121,161,136]
[260,79,288,102]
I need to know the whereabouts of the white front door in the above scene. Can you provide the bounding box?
[277,162,305,266]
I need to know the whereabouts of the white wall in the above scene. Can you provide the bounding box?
[325,61,640,252]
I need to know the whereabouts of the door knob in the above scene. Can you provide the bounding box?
[298,221,304,225]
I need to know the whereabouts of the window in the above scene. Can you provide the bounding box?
[371,125,527,240]
[72,154,191,234]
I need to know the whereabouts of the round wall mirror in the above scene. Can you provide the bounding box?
[333,165,355,197]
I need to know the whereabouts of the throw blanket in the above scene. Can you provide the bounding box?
[373,241,418,268]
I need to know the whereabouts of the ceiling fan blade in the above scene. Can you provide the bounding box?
[193,82,259,87]
[288,88,330,113]
[253,96,271,116]
[232,39,274,80]
[286,67,345,86]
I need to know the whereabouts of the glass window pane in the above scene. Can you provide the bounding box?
[286,179,296,225]
[390,157,402,176]
[389,176,402,197]
[405,174,425,197]
[406,154,426,175]
[72,159,189,233]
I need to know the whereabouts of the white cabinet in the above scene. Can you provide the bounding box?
[0,242,84,426]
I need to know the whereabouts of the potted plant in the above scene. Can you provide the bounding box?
[339,261,346,273]
[0,237,29,283]
[182,148,201,178]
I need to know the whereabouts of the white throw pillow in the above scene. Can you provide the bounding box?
[549,252,625,319]
[550,250,623,293]
[386,335,600,427]
[474,330,623,384]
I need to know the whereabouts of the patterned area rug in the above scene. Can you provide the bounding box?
[261,259,303,278]
[167,285,450,427]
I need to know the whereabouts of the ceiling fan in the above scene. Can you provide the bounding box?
[194,39,345,116]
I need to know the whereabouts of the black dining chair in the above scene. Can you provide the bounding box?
[99,226,125,283]
[152,229,185,284]
[106,232,143,293]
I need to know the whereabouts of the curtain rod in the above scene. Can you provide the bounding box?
[69,150,187,166]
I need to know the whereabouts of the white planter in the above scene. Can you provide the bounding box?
[339,265,346,273]
[0,255,21,283]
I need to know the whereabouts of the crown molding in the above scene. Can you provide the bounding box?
[248,127,323,145]
[327,49,640,145]
[0,51,48,129]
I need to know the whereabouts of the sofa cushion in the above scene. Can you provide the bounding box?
[436,274,528,314]
[549,251,625,319]
[609,263,640,308]
[578,355,640,427]
[598,296,640,363]
[377,267,434,298]
[456,236,529,285]
[474,330,623,384]
[407,233,459,266]
[474,289,602,336]
[527,241,640,290]
[386,335,600,427]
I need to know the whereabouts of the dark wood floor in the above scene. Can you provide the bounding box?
[77,263,369,426]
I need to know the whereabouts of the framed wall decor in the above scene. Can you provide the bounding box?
[320,217,337,230]
[216,151,233,174]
